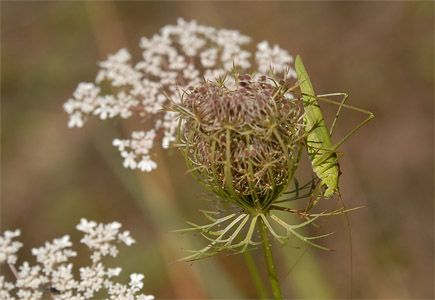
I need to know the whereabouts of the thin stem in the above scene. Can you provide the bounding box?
[243,251,269,299]
[8,263,19,279]
[258,217,282,300]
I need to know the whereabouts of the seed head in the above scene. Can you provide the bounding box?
[176,74,304,213]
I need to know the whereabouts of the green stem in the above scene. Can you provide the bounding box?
[243,251,269,299]
[258,217,282,300]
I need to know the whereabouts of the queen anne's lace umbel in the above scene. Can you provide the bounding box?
[64,18,296,172]
[177,75,303,202]
[0,220,154,300]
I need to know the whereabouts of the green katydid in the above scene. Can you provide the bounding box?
[294,56,374,205]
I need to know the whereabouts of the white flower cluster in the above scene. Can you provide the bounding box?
[113,131,157,172]
[0,230,22,265]
[64,18,296,172]
[0,219,154,300]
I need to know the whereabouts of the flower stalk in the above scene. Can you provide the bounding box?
[258,216,282,300]
[242,251,269,299]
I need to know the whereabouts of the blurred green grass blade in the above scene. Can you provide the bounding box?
[277,213,335,298]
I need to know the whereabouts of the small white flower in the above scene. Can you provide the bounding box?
[131,130,155,155]
[90,251,101,263]
[93,97,113,120]
[168,54,187,70]
[17,288,43,299]
[131,131,145,139]
[162,134,175,150]
[107,267,122,278]
[121,151,137,169]
[137,295,155,300]
[183,64,200,80]
[54,235,73,248]
[77,218,97,232]
[67,111,84,128]
[96,48,141,87]
[0,229,23,264]
[118,231,135,246]
[0,276,14,300]
[63,99,76,114]
[256,40,294,75]
[31,235,77,275]
[129,273,144,291]
[50,263,77,291]
[16,262,48,289]
[200,48,218,68]
[78,263,105,297]
[137,157,157,172]
[112,138,130,152]
[73,82,100,101]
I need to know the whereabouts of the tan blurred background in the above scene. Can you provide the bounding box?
[1,1,433,299]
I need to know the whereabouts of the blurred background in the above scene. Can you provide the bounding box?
[1,1,433,299]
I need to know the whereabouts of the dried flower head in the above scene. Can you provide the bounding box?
[175,74,303,213]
